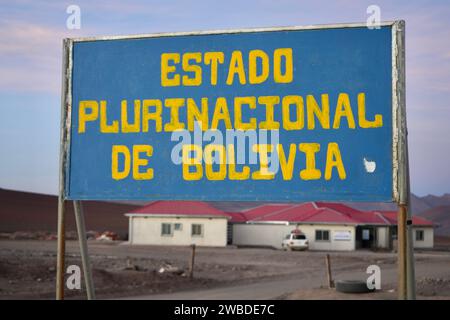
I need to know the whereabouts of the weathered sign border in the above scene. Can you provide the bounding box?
[57,21,412,300]
[60,21,405,203]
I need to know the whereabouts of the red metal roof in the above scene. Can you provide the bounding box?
[127,201,433,226]
[376,211,434,226]
[226,212,248,223]
[129,200,228,217]
[315,202,363,215]
[304,208,358,224]
[236,203,433,226]
[349,211,388,224]
[241,204,292,220]
[251,205,358,224]
[241,202,357,224]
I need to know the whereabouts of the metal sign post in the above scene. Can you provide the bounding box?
[56,200,96,300]
[57,39,96,300]
[56,39,70,300]
[56,196,65,300]
[73,201,96,299]
[393,20,415,300]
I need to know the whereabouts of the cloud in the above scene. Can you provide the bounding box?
[0,20,67,93]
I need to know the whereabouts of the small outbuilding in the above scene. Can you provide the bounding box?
[125,201,229,247]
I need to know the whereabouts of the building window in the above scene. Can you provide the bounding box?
[315,230,330,241]
[416,230,424,241]
[161,223,172,236]
[174,223,183,231]
[191,224,203,237]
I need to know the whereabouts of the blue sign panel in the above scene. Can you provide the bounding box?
[65,24,401,202]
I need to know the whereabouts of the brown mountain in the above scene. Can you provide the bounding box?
[344,193,450,216]
[421,194,450,208]
[419,206,450,236]
[0,188,137,237]
[1,188,449,237]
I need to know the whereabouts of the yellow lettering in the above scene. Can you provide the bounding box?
[132,145,154,180]
[252,144,275,180]
[78,100,98,133]
[282,95,304,130]
[182,52,202,86]
[333,93,355,129]
[273,48,293,83]
[249,50,269,84]
[306,94,330,130]
[325,142,346,180]
[259,96,280,130]
[234,96,256,130]
[182,144,203,180]
[358,93,383,128]
[161,53,180,87]
[164,98,185,131]
[226,51,246,85]
[277,144,296,180]
[211,97,232,129]
[204,52,224,85]
[111,145,130,180]
[121,100,141,133]
[100,101,119,133]
[204,144,226,180]
[187,98,209,131]
[299,143,321,180]
[227,145,250,180]
[142,99,162,132]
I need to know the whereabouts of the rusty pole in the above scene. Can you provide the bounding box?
[56,39,72,300]
[189,244,196,279]
[56,197,65,300]
[325,254,333,289]
[397,204,407,299]
[393,20,415,300]
[73,201,96,300]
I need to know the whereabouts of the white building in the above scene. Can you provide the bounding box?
[230,202,434,251]
[125,201,229,247]
[125,201,434,250]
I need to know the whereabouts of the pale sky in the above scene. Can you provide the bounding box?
[0,0,449,196]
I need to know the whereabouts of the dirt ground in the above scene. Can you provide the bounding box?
[1,240,450,300]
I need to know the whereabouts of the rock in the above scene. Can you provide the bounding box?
[158,265,183,275]
[96,231,118,241]
[0,233,12,239]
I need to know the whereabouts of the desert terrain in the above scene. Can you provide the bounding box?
[1,240,450,300]
[1,188,450,300]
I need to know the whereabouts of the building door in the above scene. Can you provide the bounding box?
[356,226,377,249]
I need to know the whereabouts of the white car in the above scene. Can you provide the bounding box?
[282,233,309,251]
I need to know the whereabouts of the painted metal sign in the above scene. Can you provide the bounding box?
[60,21,406,202]
[334,231,352,241]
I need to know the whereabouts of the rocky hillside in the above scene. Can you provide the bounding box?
[0,188,137,237]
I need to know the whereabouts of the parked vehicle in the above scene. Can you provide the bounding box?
[282,232,309,251]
